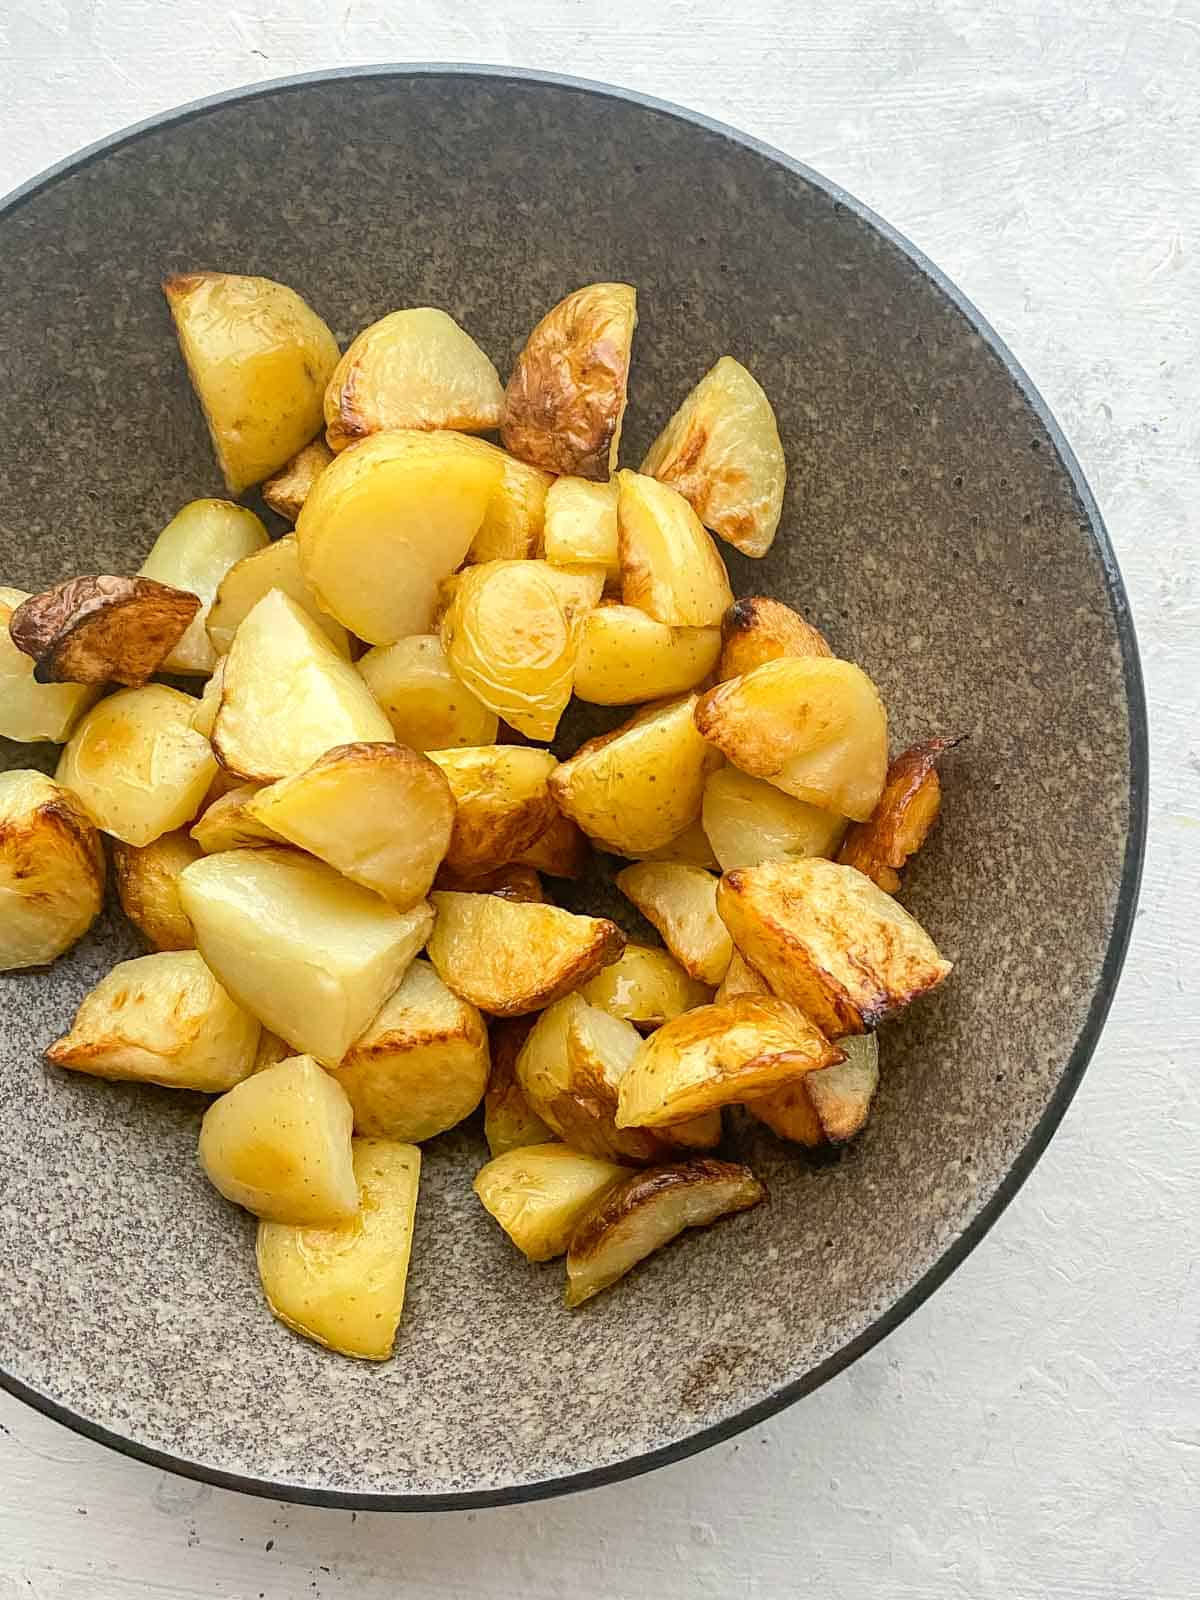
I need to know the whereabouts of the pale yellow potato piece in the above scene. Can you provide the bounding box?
[702,766,847,871]
[717,595,831,680]
[331,959,488,1140]
[515,809,591,879]
[0,770,104,970]
[207,535,352,659]
[56,684,217,846]
[324,308,503,449]
[473,1143,626,1262]
[163,271,340,493]
[427,891,623,1016]
[694,657,888,822]
[190,659,225,738]
[0,586,99,741]
[357,635,498,751]
[138,499,270,675]
[617,471,733,627]
[484,1017,557,1157]
[640,357,786,558]
[717,857,952,1036]
[257,1138,421,1361]
[805,1032,880,1142]
[296,429,501,644]
[440,559,604,741]
[459,438,553,563]
[615,862,732,986]
[112,828,203,951]
[179,848,432,1065]
[574,604,720,706]
[262,438,334,522]
[426,744,557,875]
[252,1030,292,1073]
[581,943,712,1029]
[199,1054,357,1224]
[211,589,391,782]
[190,783,280,853]
[46,949,259,1091]
[626,815,720,870]
[543,476,619,574]
[714,948,769,1003]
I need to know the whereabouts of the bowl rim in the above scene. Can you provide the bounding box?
[0,62,1149,1513]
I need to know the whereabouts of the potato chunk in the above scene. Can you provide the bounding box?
[0,770,104,970]
[296,429,501,644]
[581,943,711,1030]
[9,576,200,686]
[615,862,732,985]
[702,766,847,871]
[357,635,499,751]
[199,1054,357,1224]
[717,595,831,680]
[163,271,340,493]
[207,534,351,659]
[0,586,99,742]
[543,476,619,574]
[189,659,225,738]
[749,1033,880,1147]
[324,307,503,449]
[262,438,334,522]
[138,499,270,675]
[190,783,280,853]
[714,948,768,1003]
[257,1138,421,1360]
[484,1017,557,1157]
[434,862,544,903]
[179,848,431,1065]
[617,471,734,627]
[427,745,556,875]
[716,857,952,1035]
[516,809,591,879]
[501,283,637,480]
[473,1143,626,1262]
[837,735,962,892]
[427,891,623,1016]
[46,949,259,1090]
[56,685,217,846]
[456,437,553,563]
[694,657,887,822]
[564,1158,765,1306]
[211,589,392,782]
[573,604,720,706]
[112,829,202,951]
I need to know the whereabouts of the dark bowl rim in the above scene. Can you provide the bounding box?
[0,61,1149,1513]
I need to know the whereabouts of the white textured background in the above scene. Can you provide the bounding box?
[1,3,1196,1597]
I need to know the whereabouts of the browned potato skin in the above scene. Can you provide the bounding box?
[717,596,831,681]
[747,1078,825,1147]
[262,438,334,522]
[434,863,545,903]
[837,735,962,893]
[9,576,200,686]
[484,1018,557,1157]
[112,830,203,951]
[427,746,557,875]
[516,810,591,879]
[0,772,105,970]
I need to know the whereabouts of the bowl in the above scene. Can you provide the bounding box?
[0,66,1146,1509]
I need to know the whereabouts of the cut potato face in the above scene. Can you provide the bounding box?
[296,429,501,644]
[473,1142,626,1262]
[717,857,952,1035]
[257,1138,421,1361]
[190,783,280,853]
[0,586,99,742]
[714,948,768,1003]
[702,765,847,871]
[459,437,553,563]
[837,735,961,892]
[694,656,887,822]
[427,744,557,875]
[717,595,831,681]
[805,1032,880,1142]
[516,809,591,879]
[427,891,624,1016]
[564,1158,766,1307]
[190,659,225,738]
[641,357,786,559]
[357,635,499,751]
[262,438,334,522]
[9,576,200,687]
[440,559,604,741]
[543,476,620,574]
[211,589,392,782]
[502,283,637,480]
[138,499,270,675]
[179,848,432,1065]
[324,308,503,449]
[46,949,259,1091]
[199,1054,357,1224]
[56,684,217,846]
[581,943,712,1030]
[618,471,734,628]
[207,534,352,659]
[615,862,732,985]
[0,770,104,970]
[484,1017,557,1157]
[112,829,203,952]
[574,603,720,706]
[434,862,544,903]
[163,271,340,493]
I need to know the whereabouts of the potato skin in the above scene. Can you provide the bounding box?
[580,942,712,1030]
[427,745,557,875]
[9,576,200,686]
[617,471,734,628]
[837,735,962,893]
[516,810,591,880]
[112,829,203,951]
[574,603,720,706]
[717,596,831,681]
[357,634,499,751]
[262,438,335,522]
[0,770,105,970]
[435,862,545,903]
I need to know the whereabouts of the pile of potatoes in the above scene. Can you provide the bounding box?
[0,272,958,1356]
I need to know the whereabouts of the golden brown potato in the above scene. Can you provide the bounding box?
[716,857,952,1036]
[190,783,280,853]
[199,1054,357,1224]
[440,559,604,741]
[543,475,619,574]
[206,533,352,659]
[473,1142,627,1262]
[616,995,842,1128]
[426,744,557,874]
[581,942,712,1030]
[459,438,553,563]
[296,429,501,644]
[745,1073,825,1147]
[434,862,545,903]
[548,694,721,856]
[56,684,217,846]
[484,1017,557,1157]
[573,603,721,706]
[0,586,99,742]
[515,809,591,879]
[615,862,732,986]
[257,1138,420,1361]
[245,742,454,909]
[357,635,499,751]
[501,283,637,480]
[324,308,503,449]
[564,1157,766,1307]
[702,766,847,871]
[112,829,203,951]
[713,948,768,1003]
[837,735,962,892]
[46,949,259,1091]
[694,657,887,822]
[179,848,432,1065]
[717,595,832,681]
[9,576,200,687]
[261,438,334,522]
[426,891,624,1016]
[331,959,489,1141]
[0,770,104,970]
[163,271,340,493]
[138,500,270,675]
[211,589,392,782]
[626,815,720,870]
[640,357,786,559]
[617,471,734,627]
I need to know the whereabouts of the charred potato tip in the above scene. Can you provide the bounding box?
[837,735,964,892]
[9,576,201,687]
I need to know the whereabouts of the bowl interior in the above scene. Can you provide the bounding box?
[0,70,1140,1506]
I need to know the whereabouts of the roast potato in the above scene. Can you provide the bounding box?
[190,783,280,853]
[189,659,225,738]
[543,475,619,574]
[617,471,734,627]
[252,1030,292,1073]
[112,828,203,951]
[0,770,104,970]
[46,949,259,1091]
[573,603,720,706]
[473,1143,626,1262]
[357,634,499,751]
[717,595,831,680]
[515,809,591,879]
[138,499,270,674]
[261,438,334,522]
[837,735,961,892]
[702,765,847,871]
[434,863,545,903]
[483,1017,557,1157]
[0,586,99,742]
[206,534,352,658]
[460,437,553,563]
[501,282,637,479]
[615,862,732,985]
[426,744,557,874]
[9,576,200,686]
[580,942,712,1030]
[714,948,768,1003]
[716,857,952,1035]
[744,1073,824,1146]
[626,815,720,870]
[163,271,340,493]
[804,1032,880,1142]
[564,1158,766,1307]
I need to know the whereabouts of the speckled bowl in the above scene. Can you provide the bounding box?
[0,67,1146,1509]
